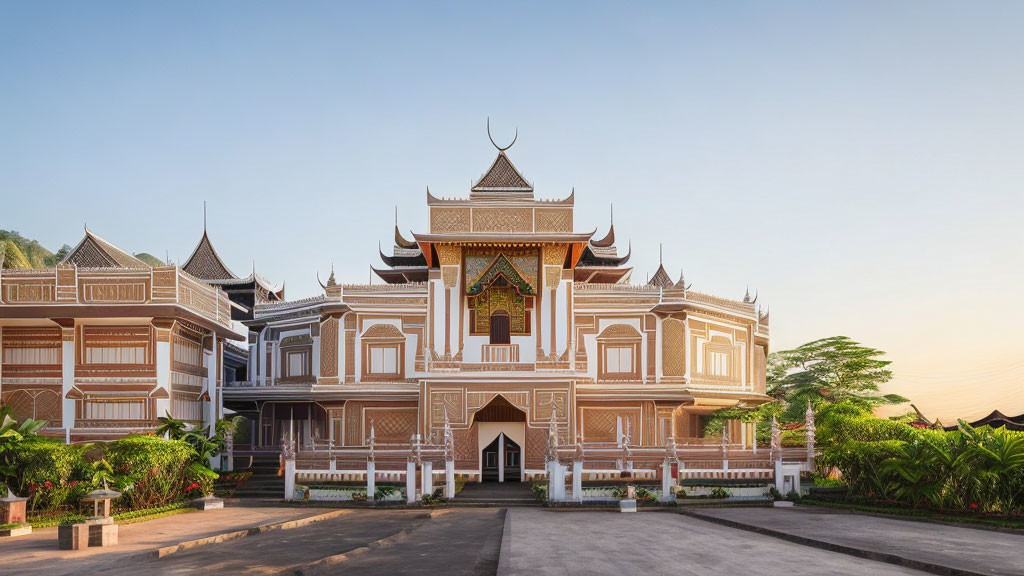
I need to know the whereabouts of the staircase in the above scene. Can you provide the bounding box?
[452,482,540,507]
[232,452,285,499]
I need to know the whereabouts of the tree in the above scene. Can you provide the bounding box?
[773,336,906,420]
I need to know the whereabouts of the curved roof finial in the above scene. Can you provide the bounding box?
[317,269,327,290]
[487,117,517,152]
[203,201,207,233]
[659,243,663,266]
[610,204,614,226]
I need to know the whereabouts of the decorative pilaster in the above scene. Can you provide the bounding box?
[805,400,816,470]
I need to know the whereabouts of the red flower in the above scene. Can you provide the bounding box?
[970,502,979,510]
[68,481,79,487]
[185,482,200,492]
[867,491,873,499]
[44,481,53,490]
[28,482,38,493]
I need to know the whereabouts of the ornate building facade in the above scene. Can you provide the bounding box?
[0,228,243,441]
[225,134,772,482]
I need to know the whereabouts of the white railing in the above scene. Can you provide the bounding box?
[481,344,519,363]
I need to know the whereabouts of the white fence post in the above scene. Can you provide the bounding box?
[571,459,583,502]
[366,460,376,501]
[445,460,455,499]
[406,460,418,503]
[661,458,674,502]
[284,459,296,500]
[422,460,433,498]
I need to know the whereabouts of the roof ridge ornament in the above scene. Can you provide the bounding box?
[487,117,517,152]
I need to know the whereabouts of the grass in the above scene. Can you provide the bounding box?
[28,502,196,528]
[801,499,1024,530]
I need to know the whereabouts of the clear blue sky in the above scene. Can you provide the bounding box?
[3,1,1023,421]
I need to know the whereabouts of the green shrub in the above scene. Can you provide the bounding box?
[105,435,197,508]
[710,486,731,498]
[14,438,91,512]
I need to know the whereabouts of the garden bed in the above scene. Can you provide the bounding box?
[800,500,1024,531]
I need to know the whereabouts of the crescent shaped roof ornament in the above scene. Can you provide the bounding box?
[487,117,517,152]
[317,270,327,290]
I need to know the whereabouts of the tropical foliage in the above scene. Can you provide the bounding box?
[0,406,238,517]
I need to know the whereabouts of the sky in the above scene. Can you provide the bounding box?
[2,1,1022,423]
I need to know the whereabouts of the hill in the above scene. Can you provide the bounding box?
[0,230,56,269]
[0,230,161,269]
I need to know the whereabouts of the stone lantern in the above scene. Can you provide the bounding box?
[0,489,31,537]
[80,481,121,547]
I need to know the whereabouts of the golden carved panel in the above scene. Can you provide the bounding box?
[441,266,459,288]
[662,318,685,377]
[472,208,532,233]
[534,208,573,233]
[431,207,471,233]
[543,244,568,265]
[435,245,461,265]
[320,317,339,378]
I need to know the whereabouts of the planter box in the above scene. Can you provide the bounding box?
[619,499,637,513]
[58,524,90,550]
[88,523,118,547]
[0,524,31,537]
[773,501,795,507]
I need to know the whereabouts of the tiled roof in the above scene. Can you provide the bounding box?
[182,232,236,281]
[472,152,532,191]
[62,229,148,268]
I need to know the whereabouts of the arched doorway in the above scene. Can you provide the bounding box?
[474,395,526,482]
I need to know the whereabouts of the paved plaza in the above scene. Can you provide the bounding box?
[0,504,1019,575]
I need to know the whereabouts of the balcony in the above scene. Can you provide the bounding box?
[481,344,519,363]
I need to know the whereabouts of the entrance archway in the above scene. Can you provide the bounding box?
[473,396,526,482]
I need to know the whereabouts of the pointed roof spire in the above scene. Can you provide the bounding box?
[647,243,673,287]
[182,216,236,281]
[674,269,691,290]
[591,204,616,248]
[744,286,752,303]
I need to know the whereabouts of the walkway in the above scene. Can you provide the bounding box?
[498,508,928,576]
[0,506,323,576]
[688,506,1024,576]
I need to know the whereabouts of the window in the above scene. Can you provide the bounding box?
[3,347,59,364]
[369,346,398,374]
[287,352,308,377]
[85,346,147,364]
[710,351,729,376]
[604,346,634,374]
[84,399,147,420]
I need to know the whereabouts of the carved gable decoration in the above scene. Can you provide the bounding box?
[472,153,532,191]
[361,323,404,340]
[466,254,535,296]
[464,249,538,294]
[596,323,642,340]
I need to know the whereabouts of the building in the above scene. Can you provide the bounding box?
[0,227,241,441]
[225,131,772,482]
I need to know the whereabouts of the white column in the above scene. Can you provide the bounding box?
[205,334,218,432]
[284,458,296,500]
[366,461,376,501]
[571,460,583,503]
[661,459,674,502]
[497,434,505,483]
[406,461,418,503]
[445,460,455,499]
[61,328,75,441]
[155,337,171,422]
